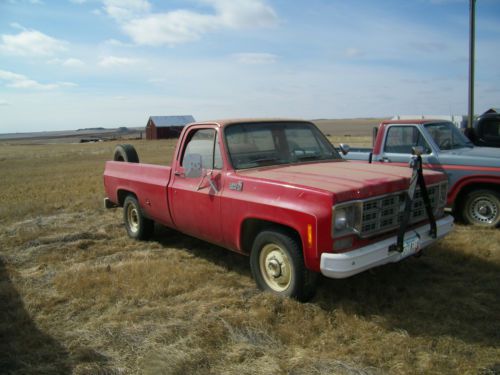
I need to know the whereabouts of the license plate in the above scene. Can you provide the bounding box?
[402,235,420,257]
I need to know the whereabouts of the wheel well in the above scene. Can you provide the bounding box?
[117,190,137,207]
[240,218,302,254]
[455,183,500,208]
[453,183,500,220]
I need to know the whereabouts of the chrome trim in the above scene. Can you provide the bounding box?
[322,215,454,279]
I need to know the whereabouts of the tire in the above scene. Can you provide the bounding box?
[250,230,318,302]
[113,144,139,163]
[462,189,500,227]
[123,195,154,240]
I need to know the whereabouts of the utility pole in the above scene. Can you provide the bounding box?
[468,0,476,130]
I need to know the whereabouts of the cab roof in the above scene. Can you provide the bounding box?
[382,119,453,125]
[186,118,312,129]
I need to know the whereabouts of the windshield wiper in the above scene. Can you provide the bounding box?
[295,154,322,161]
[252,157,283,165]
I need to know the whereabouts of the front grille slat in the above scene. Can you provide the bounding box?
[360,185,440,237]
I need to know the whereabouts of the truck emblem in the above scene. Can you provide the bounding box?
[229,181,243,191]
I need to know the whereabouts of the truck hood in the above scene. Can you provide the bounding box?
[238,160,445,202]
[439,146,500,167]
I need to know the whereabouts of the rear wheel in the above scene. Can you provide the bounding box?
[123,196,154,240]
[462,189,500,227]
[250,230,318,302]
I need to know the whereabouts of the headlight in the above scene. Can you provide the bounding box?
[332,203,361,237]
[334,209,348,230]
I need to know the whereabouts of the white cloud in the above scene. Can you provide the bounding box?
[49,58,85,67]
[0,70,77,90]
[208,0,277,29]
[9,23,26,30]
[0,99,9,106]
[103,38,134,47]
[0,29,67,56]
[98,56,139,67]
[63,58,85,67]
[103,0,151,21]
[233,52,277,64]
[102,0,278,46]
[122,11,217,45]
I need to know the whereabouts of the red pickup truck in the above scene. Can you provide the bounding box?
[103,119,453,301]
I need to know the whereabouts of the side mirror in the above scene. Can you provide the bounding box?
[339,143,350,155]
[412,146,424,156]
[184,154,203,178]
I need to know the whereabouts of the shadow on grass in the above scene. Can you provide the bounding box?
[317,243,500,347]
[154,225,251,277]
[0,257,72,375]
[153,226,499,347]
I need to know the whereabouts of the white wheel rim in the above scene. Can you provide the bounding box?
[259,243,292,292]
[126,204,140,233]
[470,196,498,224]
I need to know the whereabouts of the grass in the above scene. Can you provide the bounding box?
[0,136,499,374]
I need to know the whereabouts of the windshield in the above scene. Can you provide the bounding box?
[424,122,473,150]
[224,121,341,169]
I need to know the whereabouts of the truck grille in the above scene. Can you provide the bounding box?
[360,184,443,237]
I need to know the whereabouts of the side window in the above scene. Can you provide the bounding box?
[385,126,430,154]
[181,129,223,170]
[213,133,223,169]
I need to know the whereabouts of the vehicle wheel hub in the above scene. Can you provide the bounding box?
[267,258,282,278]
[127,205,140,233]
[470,197,498,224]
[259,244,292,292]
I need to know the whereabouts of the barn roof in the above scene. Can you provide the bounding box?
[148,115,195,127]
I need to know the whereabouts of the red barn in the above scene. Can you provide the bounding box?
[145,115,195,140]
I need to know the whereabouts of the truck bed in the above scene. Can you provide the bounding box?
[103,161,174,227]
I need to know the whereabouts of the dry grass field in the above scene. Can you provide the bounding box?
[1,122,499,374]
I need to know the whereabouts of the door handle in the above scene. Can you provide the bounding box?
[174,171,183,177]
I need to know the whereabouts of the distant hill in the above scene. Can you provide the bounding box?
[76,127,106,131]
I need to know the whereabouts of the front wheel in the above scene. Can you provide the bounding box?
[123,195,154,240]
[462,189,500,227]
[250,230,318,302]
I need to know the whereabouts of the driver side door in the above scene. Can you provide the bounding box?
[169,127,224,245]
[375,125,439,167]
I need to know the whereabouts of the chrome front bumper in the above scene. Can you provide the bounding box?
[320,215,454,279]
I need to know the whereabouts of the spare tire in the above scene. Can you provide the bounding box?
[113,144,139,163]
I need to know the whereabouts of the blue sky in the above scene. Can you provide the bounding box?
[0,0,499,132]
